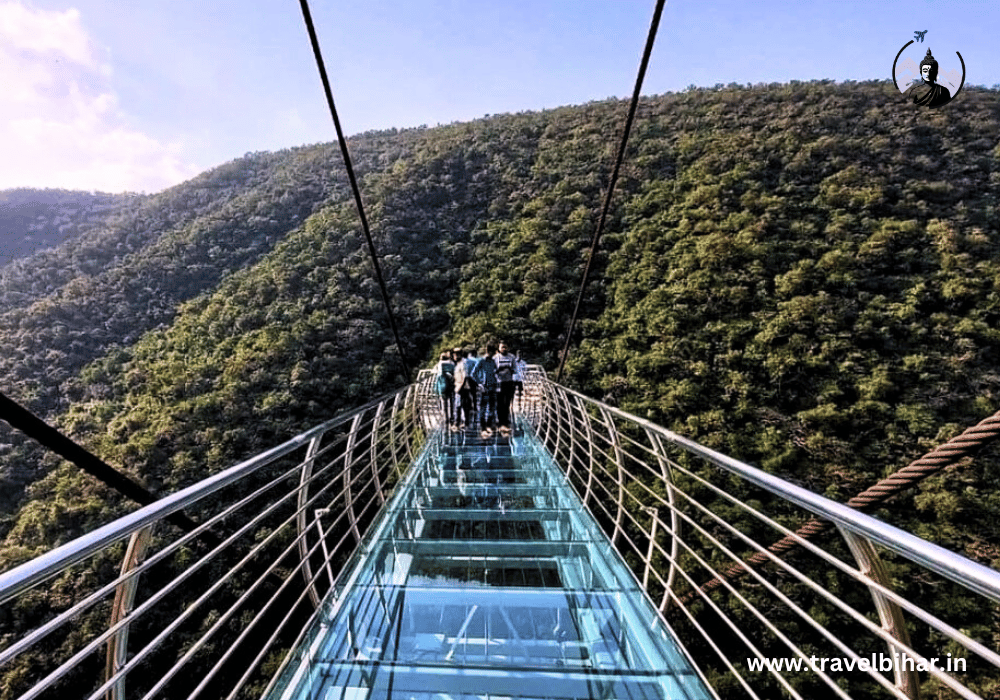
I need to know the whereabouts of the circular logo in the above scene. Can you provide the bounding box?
[893,38,965,108]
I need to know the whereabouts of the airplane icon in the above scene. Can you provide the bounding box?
[914,30,927,42]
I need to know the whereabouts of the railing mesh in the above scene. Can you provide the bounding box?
[529,377,1000,700]
[1,374,999,700]
[0,387,424,700]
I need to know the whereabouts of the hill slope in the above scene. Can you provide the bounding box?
[0,189,143,268]
[0,79,998,575]
[0,78,999,700]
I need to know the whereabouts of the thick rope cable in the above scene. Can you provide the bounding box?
[556,0,666,382]
[297,0,412,384]
[688,407,1000,600]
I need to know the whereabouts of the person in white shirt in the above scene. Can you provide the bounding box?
[512,352,527,414]
[453,347,478,431]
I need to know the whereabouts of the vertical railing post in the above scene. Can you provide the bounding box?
[646,430,680,614]
[389,390,405,479]
[343,413,364,545]
[315,509,337,591]
[565,394,583,484]
[838,527,921,700]
[416,371,438,434]
[519,366,535,429]
[545,375,564,451]
[297,431,326,609]
[105,525,155,700]
[550,383,569,464]
[574,395,597,509]
[581,402,596,508]
[539,376,557,448]
[370,400,387,505]
[642,506,657,590]
[597,405,626,548]
[403,385,418,463]
[557,385,578,467]
[406,383,423,458]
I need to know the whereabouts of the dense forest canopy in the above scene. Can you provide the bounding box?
[0,189,142,268]
[0,79,998,596]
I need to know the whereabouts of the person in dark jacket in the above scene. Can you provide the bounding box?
[434,352,455,426]
[472,343,498,437]
[494,341,517,434]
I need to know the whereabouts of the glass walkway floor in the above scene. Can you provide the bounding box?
[267,421,712,700]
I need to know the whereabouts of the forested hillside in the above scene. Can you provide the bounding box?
[0,136,417,523]
[0,81,998,697]
[442,81,1000,555]
[0,189,141,267]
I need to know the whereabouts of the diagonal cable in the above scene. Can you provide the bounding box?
[298,0,412,384]
[0,390,218,545]
[556,0,666,382]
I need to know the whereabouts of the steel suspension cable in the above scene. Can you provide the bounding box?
[0,390,215,542]
[297,0,412,384]
[556,0,666,382]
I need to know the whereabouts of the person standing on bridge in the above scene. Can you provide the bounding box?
[494,341,517,435]
[449,347,464,430]
[473,343,499,438]
[453,347,477,431]
[434,351,455,426]
[513,351,527,414]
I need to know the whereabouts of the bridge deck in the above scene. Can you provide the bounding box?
[267,421,712,700]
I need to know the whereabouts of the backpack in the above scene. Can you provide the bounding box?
[495,353,515,382]
[435,360,455,394]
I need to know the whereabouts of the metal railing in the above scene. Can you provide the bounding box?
[415,363,548,431]
[528,376,1000,700]
[3,372,999,700]
[0,386,424,700]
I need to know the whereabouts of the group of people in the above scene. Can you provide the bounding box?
[433,342,527,438]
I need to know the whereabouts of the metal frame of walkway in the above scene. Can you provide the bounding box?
[1,368,999,699]
[264,415,711,699]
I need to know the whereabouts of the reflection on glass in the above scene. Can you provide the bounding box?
[269,423,711,700]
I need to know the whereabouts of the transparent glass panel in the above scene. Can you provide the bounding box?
[268,423,711,700]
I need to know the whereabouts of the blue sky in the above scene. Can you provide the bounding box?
[2,0,997,193]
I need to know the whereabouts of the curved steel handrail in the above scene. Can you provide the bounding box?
[525,378,1000,700]
[0,389,407,607]
[547,381,1000,604]
[2,374,998,700]
[0,385,424,700]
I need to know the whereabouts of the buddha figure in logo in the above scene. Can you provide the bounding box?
[903,49,952,107]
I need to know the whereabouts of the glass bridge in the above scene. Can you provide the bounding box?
[267,423,711,700]
[2,371,999,700]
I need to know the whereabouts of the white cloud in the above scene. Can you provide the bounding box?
[0,2,200,193]
[0,3,101,70]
